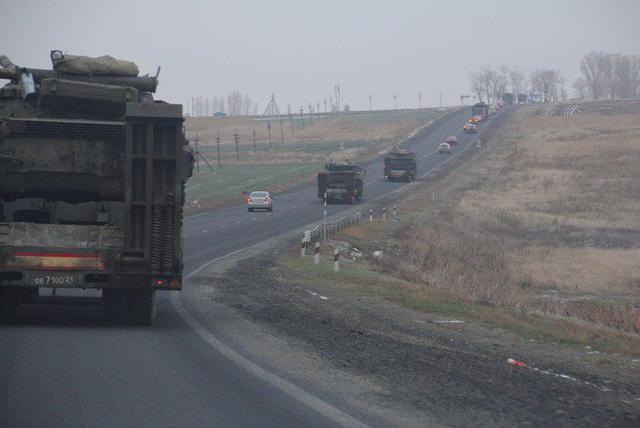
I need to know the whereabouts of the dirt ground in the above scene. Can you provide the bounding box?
[195,252,640,426]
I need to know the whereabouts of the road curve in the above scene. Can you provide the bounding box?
[0,107,484,427]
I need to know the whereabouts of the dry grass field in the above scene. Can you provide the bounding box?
[281,102,640,354]
[381,103,640,341]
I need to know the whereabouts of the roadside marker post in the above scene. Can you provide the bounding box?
[369,209,373,222]
[393,205,397,219]
[314,242,320,265]
[382,207,387,220]
[322,192,327,242]
[301,231,311,257]
[333,248,340,272]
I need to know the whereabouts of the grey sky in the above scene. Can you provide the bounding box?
[3,0,639,110]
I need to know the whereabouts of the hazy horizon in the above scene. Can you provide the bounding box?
[2,0,639,111]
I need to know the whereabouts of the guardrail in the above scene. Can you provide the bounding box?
[305,211,362,246]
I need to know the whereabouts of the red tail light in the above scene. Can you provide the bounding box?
[264,197,270,203]
[152,278,167,287]
[248,196,253,203]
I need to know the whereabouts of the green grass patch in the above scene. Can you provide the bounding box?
[186,162,323,208]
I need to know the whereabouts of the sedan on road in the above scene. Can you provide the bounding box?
[438,142,452,154]
[248,191,273,212]
[445,135,459,145]
[464,123,478,134]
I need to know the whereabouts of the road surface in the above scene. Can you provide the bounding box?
[0,107,482,427]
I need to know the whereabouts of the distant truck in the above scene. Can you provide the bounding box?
[517,93,527,103]
[471,102,490,121]
[0,52,192,324]
[384,150,417,181]
[502,93,514,104]
[317,162,365,203]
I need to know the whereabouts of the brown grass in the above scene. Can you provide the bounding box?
[378,106,640,336]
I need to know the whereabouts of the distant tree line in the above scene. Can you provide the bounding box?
[189,91,259,117]
[573,51,640,100]
[469,65,566,104]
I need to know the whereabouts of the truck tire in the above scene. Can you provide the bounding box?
[103,289,128,323]
[21,288,39,304]
[0,287,20,322]
[130,289,156,325]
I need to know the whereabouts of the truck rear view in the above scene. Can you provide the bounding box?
[0,52,192,324]
[317,162,365,203]
[384,150,417,181]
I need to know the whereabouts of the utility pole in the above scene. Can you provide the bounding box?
[289,112,294,136]
[253,128,257,154]
[194,134,200,173]
[216,132,221,167]
[300,107,304,129]
[369,95,372,111]
[233,131,239,163]
[418,92,422,109]
[267,121,272,148]
[279,118,284,143]
[308,104,313,126]
[439,92,442,108]
[393,93,397,109]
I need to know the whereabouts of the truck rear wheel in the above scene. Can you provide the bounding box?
[0,287,20,322]
[103,289,156,325]
[130,289,156,325]
[103,289,128,323]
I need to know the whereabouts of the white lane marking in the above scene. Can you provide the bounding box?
[201,229,209,233]
[221,225,227,228]
[236,220,243,224]
[173,234,369,428]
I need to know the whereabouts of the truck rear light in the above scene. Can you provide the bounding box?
[248,197,252,203]
[8,252,104,271]
[152,278,167,288]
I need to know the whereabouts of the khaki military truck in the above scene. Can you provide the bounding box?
[0,52,193,324]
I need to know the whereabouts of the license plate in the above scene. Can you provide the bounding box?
[31,274,78,287]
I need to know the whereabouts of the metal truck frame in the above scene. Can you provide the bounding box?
[317,163,365,203]
[384,151,417,181]
[0,53,192,324]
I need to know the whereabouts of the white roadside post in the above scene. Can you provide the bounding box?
[333,248,340,272]
[382,207,387,220]
[393,205,397,219]
[314,242,320,265]
[369,209,373,222]
[322,192,327,242]
[301,230,311,257]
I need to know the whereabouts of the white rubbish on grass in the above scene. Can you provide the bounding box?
[306,290,329,300]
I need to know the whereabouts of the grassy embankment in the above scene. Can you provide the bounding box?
[184,109,444,211]
[281,102,640,355]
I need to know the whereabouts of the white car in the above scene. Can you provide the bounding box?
[247,191,273,212]
[438,142,451,154]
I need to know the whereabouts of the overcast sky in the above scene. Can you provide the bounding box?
[2,0,639,111]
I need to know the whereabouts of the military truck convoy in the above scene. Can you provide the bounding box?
[384,150,417,181]
[317,162,365,203]
[0,52,192,324]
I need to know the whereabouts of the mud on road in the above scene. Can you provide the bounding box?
[195,253,640,427]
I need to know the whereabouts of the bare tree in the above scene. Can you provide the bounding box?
[529,69,563,102]
[243,94,251,115]
[227,90,242,116]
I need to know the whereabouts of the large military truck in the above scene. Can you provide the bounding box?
[472,102,490,121]
[317,162,365,203]
[384,150,416,181]
[0,52,192,324]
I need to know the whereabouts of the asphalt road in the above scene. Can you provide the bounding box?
[0,107,483,427]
